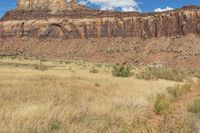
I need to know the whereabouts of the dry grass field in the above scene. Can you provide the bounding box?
[0,56,199,133]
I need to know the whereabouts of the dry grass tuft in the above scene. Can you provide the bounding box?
[187,98,200,115]
[136,67,186,81]
[153,94,170,115]
[167,83,192,98]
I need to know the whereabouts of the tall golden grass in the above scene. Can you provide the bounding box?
[0,57,192,132]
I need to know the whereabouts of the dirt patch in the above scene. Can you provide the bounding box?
[147,81,200,132]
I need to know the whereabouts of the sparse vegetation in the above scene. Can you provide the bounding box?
[154,94,170,115]
[157,115,198,133]
[94,82,101,87]
[112,64,132,77]
[65,61,71,64]
[0,57,199,132]
[50,120,60,131]
[34,60,48,71]
[89,67,99,73]
[187,98,200,115]
[195,80,200,89]
[136,67,186,81]
[184,69,200,79]
[194,71,200,78]
[167,83,192,98]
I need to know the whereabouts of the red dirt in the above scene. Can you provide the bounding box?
[148,81,200,132]
[0,35,199,69]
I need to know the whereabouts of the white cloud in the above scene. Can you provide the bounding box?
[78,1,88,5]
[154,6,173,12]
[78,0,140,12]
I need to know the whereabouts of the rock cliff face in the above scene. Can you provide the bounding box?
[17,0,78,11]
[0,1,200,40]
[0,1,200,68]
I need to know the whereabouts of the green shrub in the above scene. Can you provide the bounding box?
[167,83,192,98]
[154,94,170,115]
[196,80,200,89]
[96,64,102,68]
[184,69,200,78]
[49,120,60,131]
[194,72,200,78]
[136,67,186,81]
[192,70,200,78]
[187,98,200,114]
[65,61,71,64]
[112,64,132,77]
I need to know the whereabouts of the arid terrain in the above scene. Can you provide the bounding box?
[0,3,200,68]
[0,0,200,132]
[1,35,200,69]
[0,56,200,133]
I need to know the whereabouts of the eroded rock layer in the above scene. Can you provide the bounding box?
[0,5,200,39]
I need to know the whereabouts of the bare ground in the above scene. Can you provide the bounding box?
[0,35,200,69]
[148,80,200,132]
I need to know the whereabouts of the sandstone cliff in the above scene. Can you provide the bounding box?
[0,1,200,40]
[0,1,200,68]
[17,0,79,11]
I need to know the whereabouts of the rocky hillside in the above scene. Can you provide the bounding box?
[0,0,200,68]
[0,0,200,39]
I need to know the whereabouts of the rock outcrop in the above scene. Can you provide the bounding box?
[0,2,200,68]
[17,0,78,11]
[0,1,200,40]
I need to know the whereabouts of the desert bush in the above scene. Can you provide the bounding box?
[34,61,48,71]
[167,83,192,98]
[96,63,102,68]
[65,61,71,64]
[89,67,99,73]
[195,80,200,89]
[187,98,200,115]
[136,67,186,81]
[194,71,200,78]
[112,64,132,77]
[154,94,170,115]
[157,115,198,133]
[49,120,60,131]
[184,69,200,78]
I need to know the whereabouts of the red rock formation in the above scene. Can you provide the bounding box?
[0,1,200,40]
[0,2,200,68]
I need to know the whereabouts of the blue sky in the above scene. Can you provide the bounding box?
[0,0,200,17]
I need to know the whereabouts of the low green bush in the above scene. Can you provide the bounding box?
[184,69,200,79]
[112,64,132,77]
[187,98,200,115]
[167,83,192,98]
[154,94,170,115]
[136,67,186,81]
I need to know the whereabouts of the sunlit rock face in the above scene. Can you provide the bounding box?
[0,2,200,40]
[16,0,77,11]
[0,3,200,68]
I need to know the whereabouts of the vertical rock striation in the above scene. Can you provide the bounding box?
[0,1,200,40]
